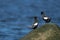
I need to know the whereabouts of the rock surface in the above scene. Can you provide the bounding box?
[20,23,60,40]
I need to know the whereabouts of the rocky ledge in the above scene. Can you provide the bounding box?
[20,23,60,40]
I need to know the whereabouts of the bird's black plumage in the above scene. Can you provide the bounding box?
[32,16,38,29]
[41,11,51,23]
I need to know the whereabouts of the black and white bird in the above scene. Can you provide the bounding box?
[41,11,51,23]
[32,16,38,29]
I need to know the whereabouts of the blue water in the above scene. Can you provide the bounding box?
[0,0,60,40]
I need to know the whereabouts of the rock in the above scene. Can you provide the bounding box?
[20,23,60,40]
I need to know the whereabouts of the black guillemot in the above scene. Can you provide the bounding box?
[41,11,51,23]
[32,16,38,29]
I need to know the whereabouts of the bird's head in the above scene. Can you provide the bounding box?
[41,11,44,15]
[34,16,37,19]
[41,11,46,17]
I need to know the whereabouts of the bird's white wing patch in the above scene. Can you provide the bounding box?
[34,23,38,26]
[44,17,48,19]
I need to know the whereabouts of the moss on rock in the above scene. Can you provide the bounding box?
[20,23,60,40]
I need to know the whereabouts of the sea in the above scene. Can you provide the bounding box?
[0,0,60,40]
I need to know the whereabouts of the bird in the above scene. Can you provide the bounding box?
[41,11,51,23]
[32,16,38,29]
